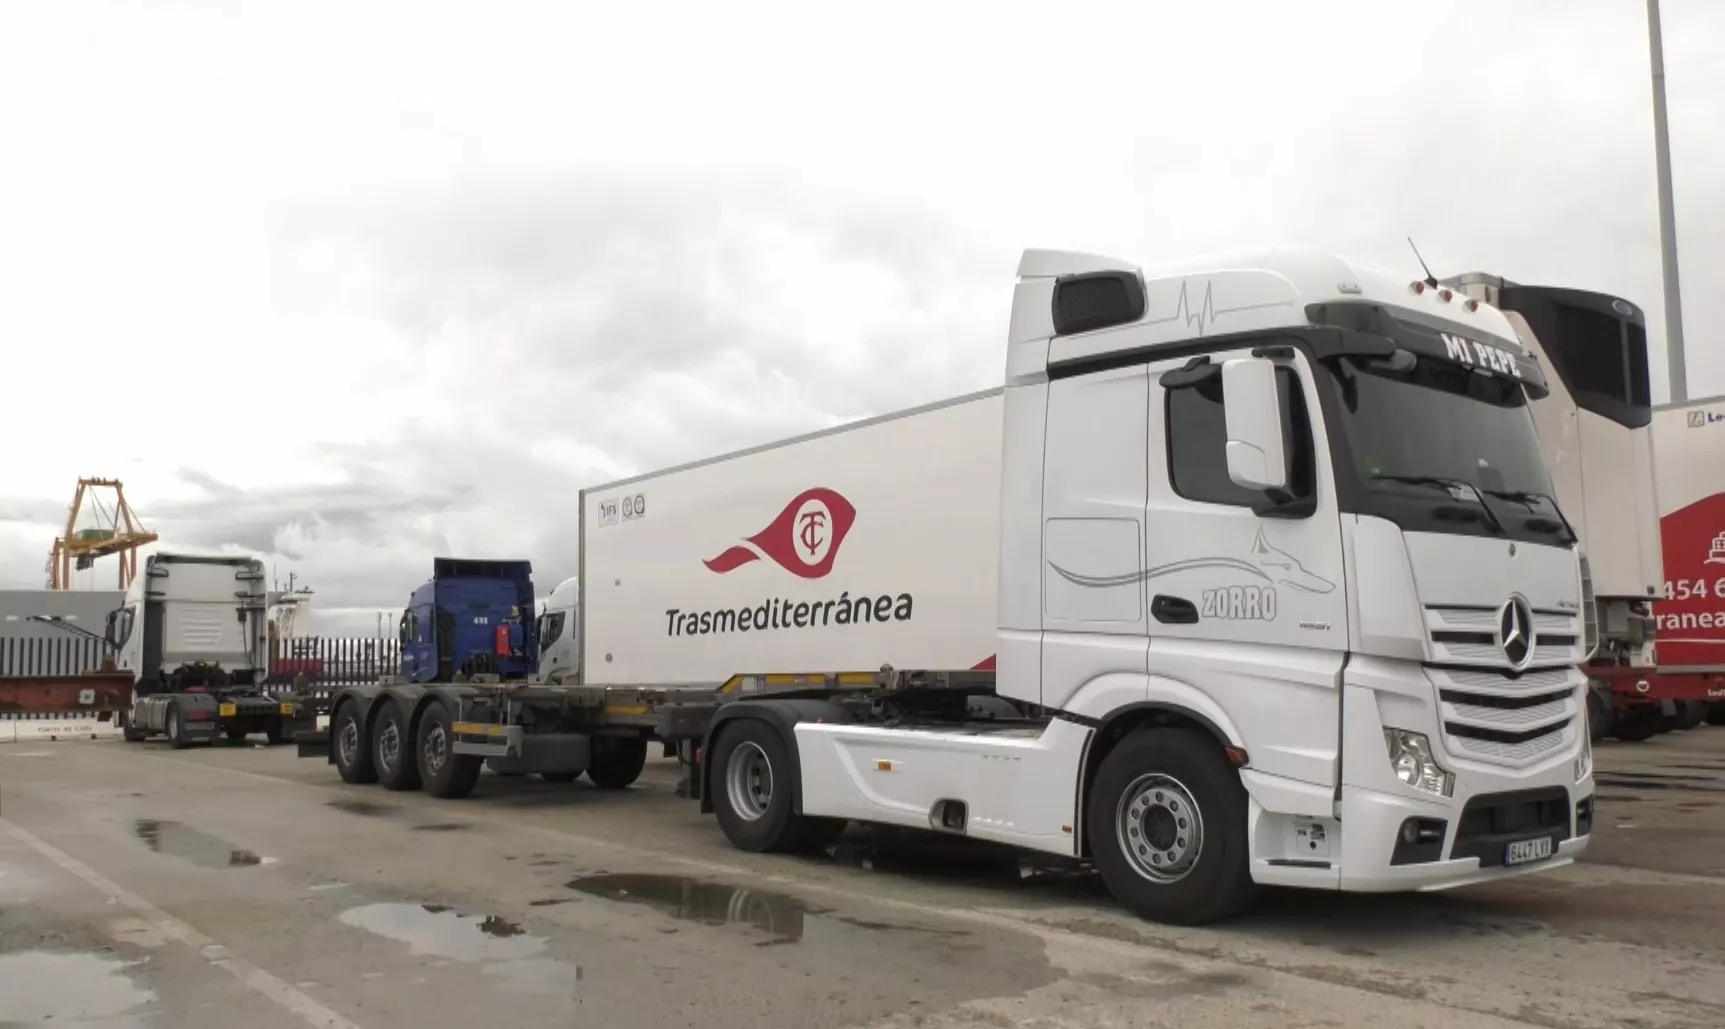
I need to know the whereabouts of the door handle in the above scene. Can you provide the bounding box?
[1151,594,1199,624]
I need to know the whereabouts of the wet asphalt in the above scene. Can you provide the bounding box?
[2,725,1724,1029]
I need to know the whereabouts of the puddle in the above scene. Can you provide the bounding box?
[567,873,967,944]
[0,950,155,1024]
[133,819,262,868]
[327,798,394,817]
[338,902,578,994]
[412,823,471,832]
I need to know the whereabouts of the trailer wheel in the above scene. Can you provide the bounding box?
[1086,727,1256,926]
[1708,703,1725,727]
[165,704,193,750]
[418,699,482,800]
[711,719,840,853]
[587,737,648,790]
[1675,700,1708,731]
[373,701,423,792]
[331,701,379,784]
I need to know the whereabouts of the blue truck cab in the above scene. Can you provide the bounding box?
[398,558,540,682]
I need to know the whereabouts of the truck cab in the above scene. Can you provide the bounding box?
[104,551,308,747]
[398,558,540,682]
[534,576,580,684]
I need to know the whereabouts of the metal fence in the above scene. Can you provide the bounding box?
[267,637,400,710]
[0,636,108,677]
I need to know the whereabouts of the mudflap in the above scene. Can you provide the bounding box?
[296,728,332,760]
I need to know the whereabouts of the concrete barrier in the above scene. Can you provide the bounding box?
[0,712,123,742]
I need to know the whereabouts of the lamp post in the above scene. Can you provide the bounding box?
[1647,0,1687,401]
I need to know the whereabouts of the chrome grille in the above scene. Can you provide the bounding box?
[1428,665,1580,770]
[1423,604,1582,669]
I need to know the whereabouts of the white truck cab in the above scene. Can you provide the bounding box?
[534,576,580,683]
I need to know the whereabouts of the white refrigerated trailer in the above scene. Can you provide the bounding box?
[581,246,1596,925]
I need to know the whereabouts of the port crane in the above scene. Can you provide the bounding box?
[45,478,158,589]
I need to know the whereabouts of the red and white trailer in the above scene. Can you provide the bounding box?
[1648,396,1725,725]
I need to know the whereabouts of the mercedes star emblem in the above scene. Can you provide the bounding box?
[1496,595,1537,670]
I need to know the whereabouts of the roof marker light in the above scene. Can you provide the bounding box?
[1437,288,1454,303]
[1464,298,1480,312]
[1408,281,1426,295]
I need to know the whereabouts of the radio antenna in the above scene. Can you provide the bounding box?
[1406,237,1440,288]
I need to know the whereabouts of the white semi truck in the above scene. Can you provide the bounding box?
[108,551,314,747]
[300,246,1595,925]
[577,246,1596,925]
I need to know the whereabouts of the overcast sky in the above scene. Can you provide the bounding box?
[1,0,1720,634]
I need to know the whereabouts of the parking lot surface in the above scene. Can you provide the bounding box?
[3,727,1723,1028]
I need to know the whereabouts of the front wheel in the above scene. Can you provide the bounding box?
[1086,728,1257,926]
[709,719,843,853]
[120,709,147,743]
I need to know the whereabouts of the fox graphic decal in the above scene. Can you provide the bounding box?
[1046,528,1336,598]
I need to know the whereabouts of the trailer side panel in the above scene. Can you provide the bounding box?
[580,391,1005,686]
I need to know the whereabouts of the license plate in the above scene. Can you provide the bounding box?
[1505,836,1553,866]
[279,703,295,715]
[219,703,237,717]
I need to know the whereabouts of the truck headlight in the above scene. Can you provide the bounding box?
[1383,729,1455,798]
[1574,728,1592,782]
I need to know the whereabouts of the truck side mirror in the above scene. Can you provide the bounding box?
[1221,357,1289,492]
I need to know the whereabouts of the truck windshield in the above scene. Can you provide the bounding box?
[1328,356,1565,542]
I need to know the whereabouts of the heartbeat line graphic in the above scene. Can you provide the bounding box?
[1143,278,1294,336]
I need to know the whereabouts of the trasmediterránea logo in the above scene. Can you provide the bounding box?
[668,487,913,638]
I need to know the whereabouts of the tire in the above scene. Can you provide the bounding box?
[373,701,422,792]
[1676,700,1708,731]
[331,700,379,784]
[1707,703,1725,727]
[226,728,249,744]
[417,699,482,800]
[1086,727,1257,926]
[165,704,192,750]
[540,772,578,783]
[710,718,844,853]
[120,710,147,743]
[265,720,291,745]
[1610,709,1661,742]
[587,737,648,790]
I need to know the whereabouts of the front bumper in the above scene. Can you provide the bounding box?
[1334,780,1592,892]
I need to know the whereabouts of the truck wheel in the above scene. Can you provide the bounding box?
[1708,703,1725,727]
[711,719,842,853]
[331,701,379,784]
[226,727,249,744]
[265,720,291,745]
[1676,700,1708,731]
[1086,727,1257,926]
[1610,708,1661,742]
[373,701,423,792]
[120,710,147,743]
[1585,687,1613,743]
[165,704,193,750]
[418,699,482,800]
[587,737,648,790]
